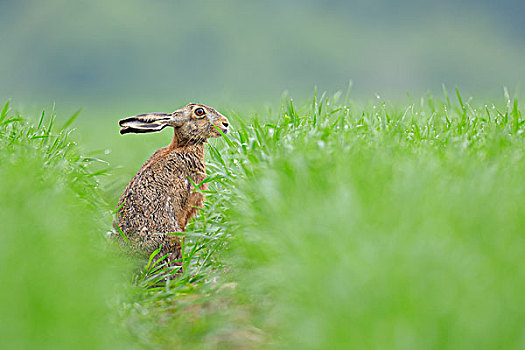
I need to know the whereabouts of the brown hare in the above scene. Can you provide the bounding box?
[114,103,229,272]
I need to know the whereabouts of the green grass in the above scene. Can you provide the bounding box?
[2,89,525,349]
[221,90,525,349]
[0,102,133,348]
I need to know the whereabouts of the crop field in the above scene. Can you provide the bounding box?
[1,89,524,349]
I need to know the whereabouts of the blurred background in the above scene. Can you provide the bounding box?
[1,0,524,113]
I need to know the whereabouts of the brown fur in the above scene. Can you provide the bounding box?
[114,103,229,271]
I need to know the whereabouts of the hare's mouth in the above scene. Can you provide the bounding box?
[211,125,228,136]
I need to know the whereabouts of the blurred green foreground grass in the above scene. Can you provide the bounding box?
[1,90,524,349]
[0,103,132,349]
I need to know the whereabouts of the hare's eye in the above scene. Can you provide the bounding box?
[194,108,205,117]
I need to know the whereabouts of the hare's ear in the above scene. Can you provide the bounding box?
[119,113,173,134]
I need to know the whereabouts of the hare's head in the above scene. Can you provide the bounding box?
[119,103,229,143]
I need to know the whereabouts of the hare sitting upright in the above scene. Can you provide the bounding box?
[114,103,229,270]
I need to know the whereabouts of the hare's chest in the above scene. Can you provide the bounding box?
[164,153,206,192]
